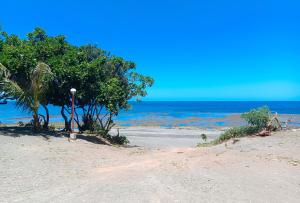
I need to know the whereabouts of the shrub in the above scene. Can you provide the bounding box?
[108,134,129,145]
[25,121,33,127]
[48,124,56,131]
[200,133,207,142]
[17,121,25,127]
[99,133,129,145]
[96,127,129,145]
[81,115,97,132]
[213,126,260,144]
[200,106,273,146]
[241,106,271,129]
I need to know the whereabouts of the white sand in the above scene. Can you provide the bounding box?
[0,127,299,202]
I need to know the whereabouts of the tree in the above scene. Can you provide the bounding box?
[0,27,154,137]
[0,62,52,130]
[26,28,68,129]
[46,48,154,134]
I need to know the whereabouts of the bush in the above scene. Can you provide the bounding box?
[17,121,25,127]
[48,124,56,131]
[200,133,207,142]
[241,106,271,129]
[108,134,129,145]
[99,133,129,145]
[200,106,272,146]
[96,128,129,145]
[25,121,33,127]
[213,126,260,144]
[81,115,97,132]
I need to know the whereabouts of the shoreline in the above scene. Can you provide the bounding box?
[1,112,300,128]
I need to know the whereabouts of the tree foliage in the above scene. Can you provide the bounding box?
[241,106,271,129]
[0,62,52,130]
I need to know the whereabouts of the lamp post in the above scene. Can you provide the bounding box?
[70,88,77,140]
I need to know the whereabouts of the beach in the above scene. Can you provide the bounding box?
[1,127,300,202]
[1,1,300,202]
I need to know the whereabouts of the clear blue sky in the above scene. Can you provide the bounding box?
[1,0,299,101]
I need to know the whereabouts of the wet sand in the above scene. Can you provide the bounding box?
[0,127,300,202]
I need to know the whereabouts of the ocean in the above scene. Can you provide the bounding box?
[0,101,300,127]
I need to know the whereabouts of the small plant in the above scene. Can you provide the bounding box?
[200,133,207,142]
[25,120,33,127]
[48,124,56,131]
[17,121,25,127]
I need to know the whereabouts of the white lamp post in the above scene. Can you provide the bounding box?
[70,88,77,140]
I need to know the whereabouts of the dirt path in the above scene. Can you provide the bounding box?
[0,128,299,202]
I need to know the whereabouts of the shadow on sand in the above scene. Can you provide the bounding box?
[0,126,110,145]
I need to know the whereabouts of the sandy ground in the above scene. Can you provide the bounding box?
[110,127,222,149]
[0,127,300,202]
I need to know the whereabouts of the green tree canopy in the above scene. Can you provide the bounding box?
[0,27,154,133]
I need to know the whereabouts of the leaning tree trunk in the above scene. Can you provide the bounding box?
[61,105,71,131]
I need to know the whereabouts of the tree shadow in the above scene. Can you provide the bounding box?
[122,144,140,148]
[0,126,59,139]
[0,126,109,145]
[76,134,111,145]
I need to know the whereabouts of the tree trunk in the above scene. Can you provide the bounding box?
[33,109,39,131]
[61,105,71,131]
[42,104,49,130]
[32,93,40,131]
[74,109,83,132]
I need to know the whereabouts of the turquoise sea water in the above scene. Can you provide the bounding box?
[0,101,300,127]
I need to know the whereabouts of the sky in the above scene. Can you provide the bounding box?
[0,0,299,101]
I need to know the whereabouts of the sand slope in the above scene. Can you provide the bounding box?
[0,128,299,202]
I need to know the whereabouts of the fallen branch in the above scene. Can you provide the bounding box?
[253,130,270,137]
